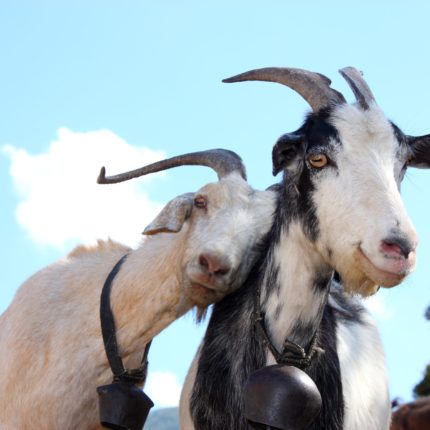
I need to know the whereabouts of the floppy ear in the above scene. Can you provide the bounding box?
[407,134,430,168]
[143,193,194,235]
[272,132,306,176]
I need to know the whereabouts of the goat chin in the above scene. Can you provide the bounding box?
[336,266,379,297]
[338,259,408,297]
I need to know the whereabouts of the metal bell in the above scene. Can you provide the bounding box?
[244,364,322,430]
[97,381,154,430]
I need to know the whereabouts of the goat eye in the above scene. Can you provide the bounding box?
[194,196,207,209]
[308,154,328,169]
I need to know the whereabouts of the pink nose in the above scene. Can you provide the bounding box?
[199,253,231,276]
[380,237,416,260]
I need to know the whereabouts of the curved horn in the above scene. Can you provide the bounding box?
[339,67,376,110]
[97,149,247,184]
[223,67,346,112]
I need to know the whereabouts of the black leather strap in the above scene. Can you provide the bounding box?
[253,279,322,370]
[100,254,152,384]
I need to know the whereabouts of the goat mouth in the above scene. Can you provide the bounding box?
[355,247,406,288]
[187,281,224,305]
[189,282,216,294]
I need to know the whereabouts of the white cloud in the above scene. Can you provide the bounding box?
[145,371,182,408]
[363,294,394,322]
[2,128,166,249]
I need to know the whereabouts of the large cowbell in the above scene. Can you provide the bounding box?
[244,365,322,430]
[97,381,154,430]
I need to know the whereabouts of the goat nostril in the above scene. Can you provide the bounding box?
[199,255,209,270]
[199,253,231,276]
[381,241,402,256]
[381,237,414,259]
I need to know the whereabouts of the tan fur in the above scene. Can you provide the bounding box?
[0,173,276,429]
[68,239,130,258]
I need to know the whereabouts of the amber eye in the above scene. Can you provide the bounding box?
[308,154,328,168]
[194,196,207,209]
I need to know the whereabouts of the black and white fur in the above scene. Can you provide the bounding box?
[180,96,430,430]
[181,284,389,430]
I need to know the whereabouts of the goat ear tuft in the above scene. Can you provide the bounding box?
[272,133,305,176]
[408,134,430,169]
[143,193,194,235]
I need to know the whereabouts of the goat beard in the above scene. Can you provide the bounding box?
[338,267,380,297]
[343,277,380,297]
[195,305,209,323]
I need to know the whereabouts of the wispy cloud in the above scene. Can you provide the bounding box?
[145,371,182,408]
[2,128,165,249]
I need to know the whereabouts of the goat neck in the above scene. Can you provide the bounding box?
[108,230,192,367]
[260,189,333,357]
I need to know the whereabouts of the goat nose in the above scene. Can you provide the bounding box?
[380,236,416,259]
[199,253,231,276]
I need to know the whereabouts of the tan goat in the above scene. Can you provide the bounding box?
[0,149,276,430]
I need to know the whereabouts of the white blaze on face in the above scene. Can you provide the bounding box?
[313,104,418,295]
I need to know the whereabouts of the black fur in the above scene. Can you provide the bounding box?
[190,253,268,429]
[279,109,341,242]
[307,304,344,430]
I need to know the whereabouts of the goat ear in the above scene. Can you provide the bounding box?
[143,193,194,235]
[272,133,306,176]
[408,134,430,168]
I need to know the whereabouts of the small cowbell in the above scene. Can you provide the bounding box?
[97,381,154,430]
[244,364,322,430]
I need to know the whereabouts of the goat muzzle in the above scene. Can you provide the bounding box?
[244,364,322,430]
[97,381,154,430]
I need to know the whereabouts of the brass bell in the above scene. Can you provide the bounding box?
[97,381,154,430]
[244,364,322,430]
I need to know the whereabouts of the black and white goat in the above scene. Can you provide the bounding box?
[180,67,430,430]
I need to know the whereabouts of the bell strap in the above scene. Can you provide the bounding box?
[100,254,152,384]
[253,279,323,370]
[254,313,320,369]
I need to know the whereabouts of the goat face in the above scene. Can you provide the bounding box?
[222,66,430,296]
[273,103,426,296]
[146,173,275,307]
[100,149,275,309]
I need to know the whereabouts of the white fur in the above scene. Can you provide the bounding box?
[336,311,391,430]
[313,104,417,294]
[0,173,275,430]
[263,221,332,349]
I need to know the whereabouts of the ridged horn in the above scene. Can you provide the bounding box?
[97,149,247,184]
[339,67,376,110]
[223,67,346,112]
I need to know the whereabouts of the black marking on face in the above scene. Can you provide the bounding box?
[391,121,408,147]
[390,121,412,187]
[281,108,341,243]
[296,164,320,241]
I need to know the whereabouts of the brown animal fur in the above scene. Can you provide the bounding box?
[391,397,430,430]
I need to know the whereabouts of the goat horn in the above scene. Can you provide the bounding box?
[223,67,346,112]
[339,67,376,110]
[97,149,247,184]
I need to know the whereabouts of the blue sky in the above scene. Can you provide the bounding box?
[1,1,429,407]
